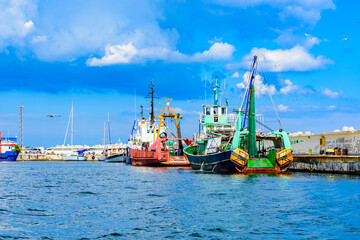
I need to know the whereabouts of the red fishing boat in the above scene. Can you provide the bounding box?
[130,138,193,166]
[129,87,193,166]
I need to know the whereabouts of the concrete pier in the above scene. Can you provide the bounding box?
[290,155,360,174]
[17,153,101,161]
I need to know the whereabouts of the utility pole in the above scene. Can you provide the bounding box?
[19,105,23,148]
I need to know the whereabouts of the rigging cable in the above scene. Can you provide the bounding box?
[258,60,283,129]
[255,119,274,132]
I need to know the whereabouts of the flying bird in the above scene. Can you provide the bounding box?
[304,33,311,37]
[46,114,61,118]
[273,64,281,67]
[343,38,348,41]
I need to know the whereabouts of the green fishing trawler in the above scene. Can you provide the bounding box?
[184,77,238,173]
[184,55,294,174]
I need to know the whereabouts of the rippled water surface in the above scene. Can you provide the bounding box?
[0,161,360,239]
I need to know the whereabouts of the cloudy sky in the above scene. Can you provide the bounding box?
[0,0,359,147]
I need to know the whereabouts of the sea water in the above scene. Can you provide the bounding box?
[0,161,359,239]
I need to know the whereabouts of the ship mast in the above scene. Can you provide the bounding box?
[247,56,258,157]
[214,76,219,105]
[149,80,155,124]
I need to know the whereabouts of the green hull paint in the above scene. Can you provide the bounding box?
[248,85,257,157]
[248,159,274,168]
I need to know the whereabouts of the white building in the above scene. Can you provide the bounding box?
[289,127,360,155]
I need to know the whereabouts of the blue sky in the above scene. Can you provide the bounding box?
[0,0,359,147]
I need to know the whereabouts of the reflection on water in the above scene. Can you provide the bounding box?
[0,161,359,239]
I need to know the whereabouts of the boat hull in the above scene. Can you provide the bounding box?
[125,156,132,165]
[105,154,126,163]
[97,156,106,161]
[129,148,189,166]
[63,156,87,161]
[184,147,237,173]
[159,155,189,166]
[130,148,161,166]
[0,151,19,161]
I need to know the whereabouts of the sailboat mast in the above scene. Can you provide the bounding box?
[134,89,137,121]
[103,121,106,145]
[63,104,71,145]
[108,113,112,145]
[71,102,73,146]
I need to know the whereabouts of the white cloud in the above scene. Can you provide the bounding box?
[32,35,47,43]
[274,28,322,49]
[191,42,235,62]
[0,0,37,48]
[231,72,240,78]
[0,1,182,61]
[280,79,299,94]
[227,45,333,72]
[87,42,235,66]
[327,105,336,110]
[278,104,289,112]
[210,0,335,24]
[322,88,341,98]
[236,72,276,97]
[24,20,34,31]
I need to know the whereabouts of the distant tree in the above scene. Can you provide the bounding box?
[14,144,21,153]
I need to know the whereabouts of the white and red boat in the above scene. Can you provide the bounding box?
[130,138,193,166]
[0,132,20,161]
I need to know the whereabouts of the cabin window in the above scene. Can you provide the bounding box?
[205,107,210,115]
[214,116,218,122]
[213,107,218,114]
[221,107,226,115]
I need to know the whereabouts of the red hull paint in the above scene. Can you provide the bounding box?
[130,148,162,166]
[160,155,189,166]
[130,148,189,166]
[129,138,191,167]
[237,161,290,174]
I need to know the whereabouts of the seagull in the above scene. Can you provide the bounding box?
[46,114,61,118]
[273,64,281,67]
[343,38,348,41]
[293,98,299,102]
[304,33,311,37]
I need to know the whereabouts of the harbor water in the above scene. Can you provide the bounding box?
[0,162,360,239]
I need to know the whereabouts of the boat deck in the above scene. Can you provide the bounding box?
[248,159,274,168]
